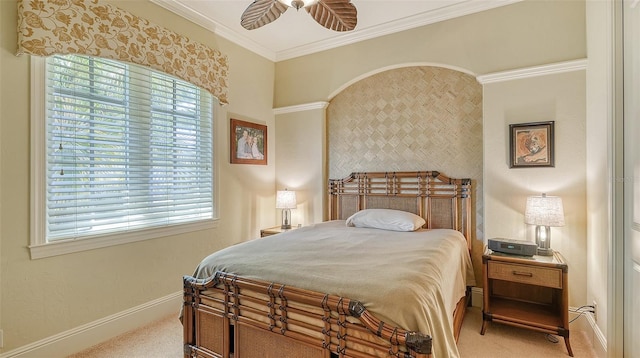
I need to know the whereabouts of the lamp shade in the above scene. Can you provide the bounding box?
[524,194,565,227]
[276,190,297,209]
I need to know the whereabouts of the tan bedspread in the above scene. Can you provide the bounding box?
[192,220,476,358]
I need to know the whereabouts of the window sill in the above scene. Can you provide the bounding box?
[29,219,219,259]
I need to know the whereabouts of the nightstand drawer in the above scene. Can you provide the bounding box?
[488,261,562,289]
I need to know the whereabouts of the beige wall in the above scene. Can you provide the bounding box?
[274,106,327,226]
[585,0,613,343]
[0,0,599,354]
[274,0,586,107]
[483,71,587,307]
[0,0,276,352]
[0,0,4,352]
[274,0,587,306]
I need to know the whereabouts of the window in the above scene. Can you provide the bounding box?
[30,54,217,258]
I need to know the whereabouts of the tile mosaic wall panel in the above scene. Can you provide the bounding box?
[327,66,483,240]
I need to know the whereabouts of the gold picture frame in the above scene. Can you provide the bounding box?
[230,118,267,165]
[509,121,555,168]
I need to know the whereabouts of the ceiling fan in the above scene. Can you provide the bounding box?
[241,0,357,32]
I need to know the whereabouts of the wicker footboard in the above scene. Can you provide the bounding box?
[183,272,434,358]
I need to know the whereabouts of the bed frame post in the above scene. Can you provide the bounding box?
[358,172,366,211]
[460,178,472,252]
[182,276,196,358]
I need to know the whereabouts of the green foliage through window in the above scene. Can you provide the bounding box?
[45,54,215,241]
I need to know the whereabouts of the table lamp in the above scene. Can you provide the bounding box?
[276,189,297,229]
[524,193,565,256]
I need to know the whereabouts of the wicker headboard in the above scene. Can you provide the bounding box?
[328,171,472,252]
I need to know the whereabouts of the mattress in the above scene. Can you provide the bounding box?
[191,220,476,358]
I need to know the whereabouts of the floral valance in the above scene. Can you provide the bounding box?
[17,0,229,105]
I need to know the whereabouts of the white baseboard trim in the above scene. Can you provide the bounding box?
[472,287,606,356]
[586,313,607,358]
[0,291,183,358]
[574,310,607,358]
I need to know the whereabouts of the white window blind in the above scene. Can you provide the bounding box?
[45,54,214,242]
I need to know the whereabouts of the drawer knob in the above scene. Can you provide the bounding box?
[512,270,533,277]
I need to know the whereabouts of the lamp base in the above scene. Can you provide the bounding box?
[280,208,291,230]
[537,247,553,256]
[534,225,553,256]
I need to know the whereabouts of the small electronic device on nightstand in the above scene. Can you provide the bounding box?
[488,238,537,256]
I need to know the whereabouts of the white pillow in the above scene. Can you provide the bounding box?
[345,209,426,232]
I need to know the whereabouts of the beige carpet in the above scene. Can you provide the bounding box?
[68,307,597,357]
[67,314,183,358]
[458,307,596,358]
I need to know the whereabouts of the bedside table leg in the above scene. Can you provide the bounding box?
[564,336,573,357]
[559,327,573,356]
[480,311,490,335]
[480,317,488,335]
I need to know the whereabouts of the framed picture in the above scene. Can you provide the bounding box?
[230,118,267,165]
[509,121,555,168]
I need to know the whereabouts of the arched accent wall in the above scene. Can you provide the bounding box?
[327,62,477,101]
[327,65,484,243]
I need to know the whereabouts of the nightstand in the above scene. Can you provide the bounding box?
[260,225,299,238]
[481,248,573,356]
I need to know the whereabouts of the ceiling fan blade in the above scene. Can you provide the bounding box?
[241,0,289,30]
[307,0,357,32]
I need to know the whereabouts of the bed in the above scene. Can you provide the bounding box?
[182,171,475,358]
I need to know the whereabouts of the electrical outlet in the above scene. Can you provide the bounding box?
[592,300,598,322]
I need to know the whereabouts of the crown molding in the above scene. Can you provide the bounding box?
[476,59,588,84]
[274,102,329,114]
[276,0,523,61]
[150,0,277,61]
[152,0,523,62]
